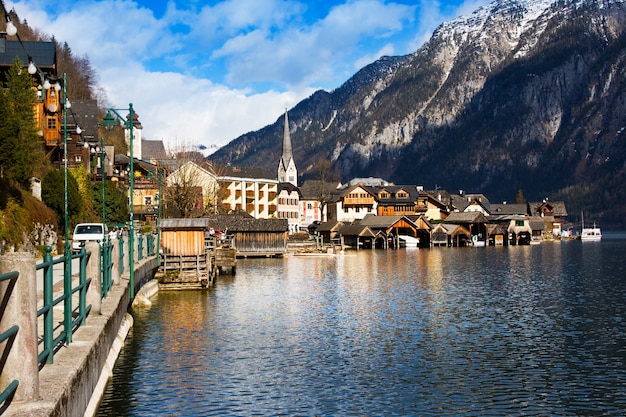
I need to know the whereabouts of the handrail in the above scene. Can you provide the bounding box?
[137,234,144,261]
[36,246,92,366]
[101,240,114,299]
[0,270,20,405]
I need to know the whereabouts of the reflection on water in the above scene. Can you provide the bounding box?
[98,239,626,416]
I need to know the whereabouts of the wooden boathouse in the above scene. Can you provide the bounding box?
[208,213,289,257]
[158,218,218,289]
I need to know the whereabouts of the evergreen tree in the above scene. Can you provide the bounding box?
[41,168,81,235]
[92,180,129,225]
[3,57,45,188]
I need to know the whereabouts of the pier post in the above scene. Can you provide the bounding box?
[86,242,102,314]
[0,252,39,402]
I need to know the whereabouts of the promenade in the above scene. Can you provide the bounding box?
[0,239,159,417]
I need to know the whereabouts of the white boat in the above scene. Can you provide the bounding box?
[471,235,486,247]
[580,212,602,241]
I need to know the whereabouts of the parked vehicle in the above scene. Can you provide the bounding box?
[72,223,107,252]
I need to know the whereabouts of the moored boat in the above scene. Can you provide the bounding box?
[580,211,602,241]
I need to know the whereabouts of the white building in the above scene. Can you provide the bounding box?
[220,167,278,219]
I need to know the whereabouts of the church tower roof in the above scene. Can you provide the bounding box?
[280,110,293,169]
[277,109,297,186]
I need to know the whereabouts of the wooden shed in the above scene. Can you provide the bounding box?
[431,223,471,247]
[208,214,289,257]
[158,218,214,289]
[336,223,375,249]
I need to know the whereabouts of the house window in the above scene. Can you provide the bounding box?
[307,203,313,210]
[46,117,57,130]
[144,196,153,206]
[516,220,524,227]
[355,207,361,213]
[344,207,349,213]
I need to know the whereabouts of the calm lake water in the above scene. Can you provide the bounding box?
[98,234,626,416]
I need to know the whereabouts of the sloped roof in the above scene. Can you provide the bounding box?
[222,166,275,181]
[337,224,375,237]
[528,201,568,217]
[359,214,410,229]
[71,100,98,142]
[490,203,528,215]
[444,211,488,224]
[316,221,344,233]
[278,182,302,197]
[207,214,288,232]
[0,40,56,69]
[366,185,421,204]
[161,218,210,230]
[432,223,471,236]
[142,140,166,161]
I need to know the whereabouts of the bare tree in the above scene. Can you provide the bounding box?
[161,143,220,218]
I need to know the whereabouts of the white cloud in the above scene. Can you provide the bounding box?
[6,0,488,152]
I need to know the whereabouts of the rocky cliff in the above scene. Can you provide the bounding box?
[211,0,626,227]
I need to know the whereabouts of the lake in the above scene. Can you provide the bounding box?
[98,234,626,416]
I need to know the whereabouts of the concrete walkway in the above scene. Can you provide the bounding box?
[3,255,159,417]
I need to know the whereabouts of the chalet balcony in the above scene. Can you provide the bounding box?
[343,197,375,205]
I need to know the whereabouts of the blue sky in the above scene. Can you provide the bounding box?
[7,0,490,152]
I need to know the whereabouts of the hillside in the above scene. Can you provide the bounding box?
[210,0,626,228]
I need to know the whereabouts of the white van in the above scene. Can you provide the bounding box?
[72,223,107,252]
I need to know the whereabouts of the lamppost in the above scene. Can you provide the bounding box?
[62,73,73,344]
[101,104,136,298]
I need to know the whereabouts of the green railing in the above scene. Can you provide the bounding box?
[36,246,92,366]
[118,237,125,276]
[137,234,144,261]
[101,239,114,299]
[0,270,20,405]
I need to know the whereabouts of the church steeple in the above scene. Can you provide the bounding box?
[278,109,297,186]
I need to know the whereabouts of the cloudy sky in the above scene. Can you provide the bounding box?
[7,0,490,152]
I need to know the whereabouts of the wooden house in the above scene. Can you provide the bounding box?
[158,218,214,289]
[336,224,376,249]
[208,213,288,257]
[358,214,430,248]
[326,184,377,222]
[315,221,345,245]
[444,211,488,245]
[431,224,471,247]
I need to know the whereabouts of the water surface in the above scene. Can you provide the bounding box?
[98,238,626,416]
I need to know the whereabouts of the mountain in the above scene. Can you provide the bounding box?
[210,0,626,228]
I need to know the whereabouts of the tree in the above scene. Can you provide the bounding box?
[515,189,526,204]
[91,180,129,226]
[41,169,81,235]
[315,157,340,220]
[161,144,220,218]
[0,58,46,188]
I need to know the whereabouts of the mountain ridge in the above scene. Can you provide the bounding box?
[210,0,626,228]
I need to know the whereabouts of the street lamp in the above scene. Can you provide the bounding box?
[62,73,73,344]
[100,104,136,298]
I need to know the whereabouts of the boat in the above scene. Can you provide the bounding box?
[580,211,602,241]
[471,235,486,247]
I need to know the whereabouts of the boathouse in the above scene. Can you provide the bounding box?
[159,218,214,289]
[336,223,376,249]
[208,213,288,257]
[431,223,471,247]
[358,214,430,248]
[444,212,488,245]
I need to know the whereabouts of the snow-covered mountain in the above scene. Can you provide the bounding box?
[211,0,626,226]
